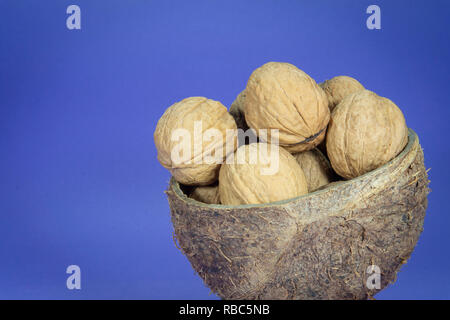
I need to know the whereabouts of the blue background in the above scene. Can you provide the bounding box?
[0,0,449,299]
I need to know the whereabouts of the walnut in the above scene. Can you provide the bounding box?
[293,149,335,192]
[154,97,237,185]
[189,185,220,204]
[320,76,364,112]
[218,143,308,205]
[326,90,408,179]
[244,62,330,152]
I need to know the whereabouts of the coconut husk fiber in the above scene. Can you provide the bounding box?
[166,129,429,300]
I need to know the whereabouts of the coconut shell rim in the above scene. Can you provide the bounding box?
[169,128,418,209]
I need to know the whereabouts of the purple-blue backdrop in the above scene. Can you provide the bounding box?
[0,0,449,299]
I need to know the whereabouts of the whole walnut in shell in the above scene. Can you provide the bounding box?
[229,90,249,131]
[326,90,408,179]
[189,184,220,204]
[293,149,335,192]
[244,62,330,152]
[154,97,237,186]
[219,143,308,205]
[320,76,365,112]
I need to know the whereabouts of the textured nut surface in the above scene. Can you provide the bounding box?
[154,97,237,185]
[320,76,364,112]
[229,90,249,131]
[244,62,330,152]
[219,143,308,205]
[189,185,220,204]
[293,149,335,192]
[326,90,408,179]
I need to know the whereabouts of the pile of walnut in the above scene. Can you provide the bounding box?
[154,62,408,205]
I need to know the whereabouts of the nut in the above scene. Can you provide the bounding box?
[154,97,237,185]
[293,149,335,192]
[326,90,408,179]
[244,62,330,152]
[189,185,220,204]
[320,76,364,112]
[316,180,344,191]
[219,143,308,205]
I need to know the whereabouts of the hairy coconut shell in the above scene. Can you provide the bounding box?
[244,62,330,152]
[167,129,428,300]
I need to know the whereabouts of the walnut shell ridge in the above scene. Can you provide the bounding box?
[167,129,428,299]
[154,97,237,186]
[244,62,330,152]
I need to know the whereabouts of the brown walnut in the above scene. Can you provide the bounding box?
[154,97,237,185]
[244,62,330,152]
[219,143,308,205]
[293,149,336,192]
[326,90,408,179]
[320,76,364,112]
